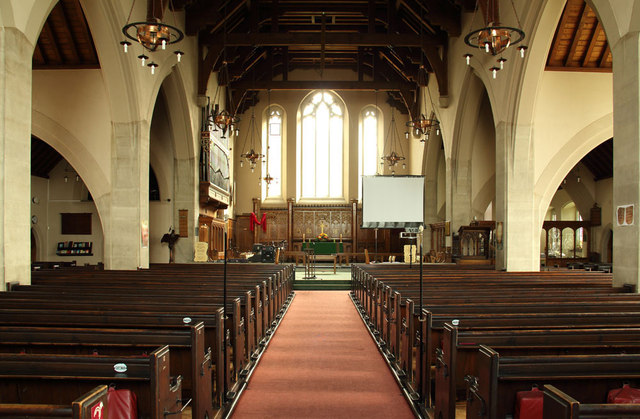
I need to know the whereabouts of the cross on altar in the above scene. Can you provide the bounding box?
[320,222,326,235]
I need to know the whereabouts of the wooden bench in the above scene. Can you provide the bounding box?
[466,345,640,419]
[0,323,212,419]
[436,324,640,419]
[0,345,183,418]
[544,384,640,418]
[0,385,108,418]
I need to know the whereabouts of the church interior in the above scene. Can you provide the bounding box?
[2,0,640,417]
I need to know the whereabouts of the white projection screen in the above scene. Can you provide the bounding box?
[361,175,425,228]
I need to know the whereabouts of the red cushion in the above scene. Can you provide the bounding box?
[107,386,138,419]
[608,384,640,404]
[515,387,543,419]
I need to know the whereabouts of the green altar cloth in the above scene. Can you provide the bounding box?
[302,241,343,255]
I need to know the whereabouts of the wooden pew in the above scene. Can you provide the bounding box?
[0,385,108,419]
[0,307,226,410]
[0,346,184,418]
[0,323,212,419]
[436,324,640,419]
[466,345,640,419]
[544,384,640,418]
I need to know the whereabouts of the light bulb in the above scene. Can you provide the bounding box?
[251,166,254,173]
[464,54,472,65]
[175,51,184,62]
[436,128,440,136]
[518,46,528,58]
[64,175,68,183]
[402,163,406,169]
[485,43,490,53]
[405,131,409,139]
[138,55,148,66]
[121,41,131,53]
[240,161,244,167]
[162,39,167,50]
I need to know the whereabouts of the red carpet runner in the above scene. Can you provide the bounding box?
[232,291,414,418]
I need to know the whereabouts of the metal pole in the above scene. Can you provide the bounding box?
[223,230,228,399]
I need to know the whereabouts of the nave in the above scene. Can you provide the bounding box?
[231,291,414,418]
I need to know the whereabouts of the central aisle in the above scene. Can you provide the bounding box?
[232,291,414,418]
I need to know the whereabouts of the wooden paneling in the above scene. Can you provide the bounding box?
[33,0,100,69]
[546,0,612,72]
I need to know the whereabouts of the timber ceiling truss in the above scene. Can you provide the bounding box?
[181,0,470,116]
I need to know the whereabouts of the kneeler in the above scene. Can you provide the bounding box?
[608,384,640,403]
[515,386,543,419]
[107,385,137,419]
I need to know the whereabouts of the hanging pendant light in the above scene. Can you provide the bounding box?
[382,110,406,170]
[463,0,527,72]
[239,108,264,171]
[120,0,186,72]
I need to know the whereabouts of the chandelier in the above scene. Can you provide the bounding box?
[463,0,527,77]
[263,173,276,185]
[120,0,185,74]
[210,62,240,139]
[239,109,264,172]
[381,110,406,175]
[407,66,441,142]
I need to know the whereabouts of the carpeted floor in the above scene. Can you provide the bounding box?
[231,291,414,418]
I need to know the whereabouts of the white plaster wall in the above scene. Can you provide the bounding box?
[232,77,410,215]
[533,71,613,181]
[471,93,496,215]
[30,161,104,265]
[32,70,112,187]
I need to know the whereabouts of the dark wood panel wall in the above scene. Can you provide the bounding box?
[230,198,405,254]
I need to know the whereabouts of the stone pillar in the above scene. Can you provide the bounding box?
[450,159,473,232]
[495,121,539,271]
[611,31,640,288]
[173,156,197,263]
[103,121,150,270]
[0,28,33,288]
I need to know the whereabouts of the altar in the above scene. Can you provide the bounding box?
[301,241,343,255]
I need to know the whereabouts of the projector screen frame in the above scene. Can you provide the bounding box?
[361,175,425,229]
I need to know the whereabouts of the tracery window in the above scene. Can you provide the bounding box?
[358,106,380,200]
[262,106,283,200]
[298,91,344,200]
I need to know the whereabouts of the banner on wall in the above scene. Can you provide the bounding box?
[617,205,634,227]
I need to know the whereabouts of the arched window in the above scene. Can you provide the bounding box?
[298,91,344,200]
[358,106,380,200]
[262,106,283,200]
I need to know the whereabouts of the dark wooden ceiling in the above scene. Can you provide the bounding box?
[32,136,63,179]
[33,0,99,69]
[581,138,612,181]
[182,0,471,116]
[546,0,612,72]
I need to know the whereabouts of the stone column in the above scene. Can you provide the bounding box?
[103,121,150,270]
[173,156,197,263]
[495,121,539,271]
[450,159,473,232]
[0,28,33,288]
[611,31,640,288]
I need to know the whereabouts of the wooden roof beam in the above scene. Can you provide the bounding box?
[229,80,416,91]
[53,2,81,65]
[218,32,441,47]
[564,2,588,66]
[41,20,64,65]
[599,44,611,68]
[582,21,603,67]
